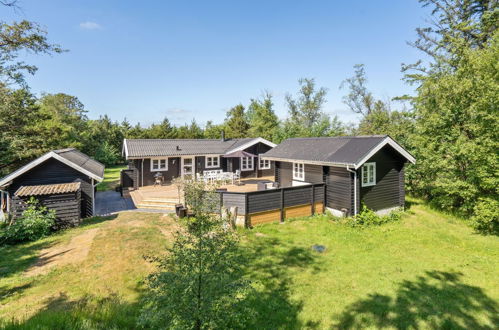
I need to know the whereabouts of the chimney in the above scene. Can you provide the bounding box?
[221,130,225,142]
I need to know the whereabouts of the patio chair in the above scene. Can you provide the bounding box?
[233,170,241,185]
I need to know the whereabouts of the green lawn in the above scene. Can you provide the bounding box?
[1,199,498,328]
[96,165,127,191]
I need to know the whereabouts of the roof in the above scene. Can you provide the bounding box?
[15,182,81,197]
[262,135,415,169]
[123,137,276,159]
[54,148,105,179]
[0,148,105,188]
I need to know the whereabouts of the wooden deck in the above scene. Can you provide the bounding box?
[129,176,274,210]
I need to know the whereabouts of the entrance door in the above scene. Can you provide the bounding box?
[181,157,195,178]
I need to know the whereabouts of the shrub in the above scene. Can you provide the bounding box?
[349,205,403,227]
[470,197,498,235]
[94,141,121,166]
[1,198,56,244]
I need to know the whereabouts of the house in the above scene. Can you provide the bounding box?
[122,135,276,188]
[0,148,104,228]
[262,135,415,216]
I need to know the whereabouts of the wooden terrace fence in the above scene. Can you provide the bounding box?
[219,183,326,227]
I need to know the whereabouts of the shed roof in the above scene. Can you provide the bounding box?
[0,148,104,188]
[262,135,415,169]
[54,148,105,179]
[15,182,81,197]
[123,137,276,158]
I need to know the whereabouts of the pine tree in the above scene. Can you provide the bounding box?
[248,92,278,140]
[224,104,249,138]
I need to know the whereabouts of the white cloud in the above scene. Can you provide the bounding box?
[79,21,102,30]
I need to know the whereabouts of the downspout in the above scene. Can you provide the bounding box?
[141,159,144,187]
[91,178,97,216]
[346,166,357,216]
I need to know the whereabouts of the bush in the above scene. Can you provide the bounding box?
[94,141,121,166]
[349,205,403,227]
[470,197,498,235]
[1,198,56,244]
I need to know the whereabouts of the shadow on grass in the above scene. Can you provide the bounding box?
[79,214,118,228]
[333,270,499,329]
[1,291,142,329]
[240,236,322,329]
[0,239,56,280]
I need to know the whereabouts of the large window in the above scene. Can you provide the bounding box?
[241,156,254,171]
[361,162,376,187]
[259,155,271,170]
[205,156,220,168]
[151,158,168,171]
[293,162,304,180]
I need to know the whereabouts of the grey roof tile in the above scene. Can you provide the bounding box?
[124,138,255,158]
[54,148,105,179]
[262,136,388,165]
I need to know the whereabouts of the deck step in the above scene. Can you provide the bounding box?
[136,203,177,210]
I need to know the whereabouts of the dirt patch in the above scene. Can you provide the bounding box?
[25,228,100,277]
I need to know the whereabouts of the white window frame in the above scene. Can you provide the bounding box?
[205,155,220,169]
[361,162,376,187]
[240,156,254,171]
[258,155,271,170]
[293,162,304,181]
[150,158,168,172]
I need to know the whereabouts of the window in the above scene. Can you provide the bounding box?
[241,156,254,171]
[151,158,168,171]
[259,155,271,170]
[361,162,376,187]
[205,156,220,168]
[293,162,304,180]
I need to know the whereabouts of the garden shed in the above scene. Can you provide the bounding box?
[0,148,104,227]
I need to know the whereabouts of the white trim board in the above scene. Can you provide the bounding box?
[0,151,104,187]
[263,136,415,169]
[225,137,277,154]
[354,136,415,169]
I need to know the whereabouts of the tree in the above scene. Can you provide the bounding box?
[0,84,41,175]
[408,31,498,217]
[341,64,415,146]
[203,120,224,139]
[403,0,498,80]
[0,19,64,86]
[340,64,376,117]
[224,104,249,138]
[32,93,88,152]
[139,180,253,329]
[285,78,327,129]
[247,91,278,140]
[146,117,176,139]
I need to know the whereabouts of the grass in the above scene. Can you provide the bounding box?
[96,165,126,191]
[1,198,498,328]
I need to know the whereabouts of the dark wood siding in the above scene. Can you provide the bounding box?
[7,158,94,218]
[359,145,406,211]
[277,161,293,187]
[326,166,353,215]
[247,190,281,213]
[304,164,324,183]
[12,190,81,229]
[195,156,224,174]
[222,193,247,214]
[134,157,180,186]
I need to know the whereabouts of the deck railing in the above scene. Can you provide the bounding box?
[218,183,326,226]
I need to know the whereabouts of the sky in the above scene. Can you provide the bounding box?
[2,1,431,127]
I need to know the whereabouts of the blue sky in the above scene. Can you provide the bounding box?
[3,1,430,126]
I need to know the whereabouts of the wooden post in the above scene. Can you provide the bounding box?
[311,185,315,215]
[280,188,285,222]
[244,193,249,227]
